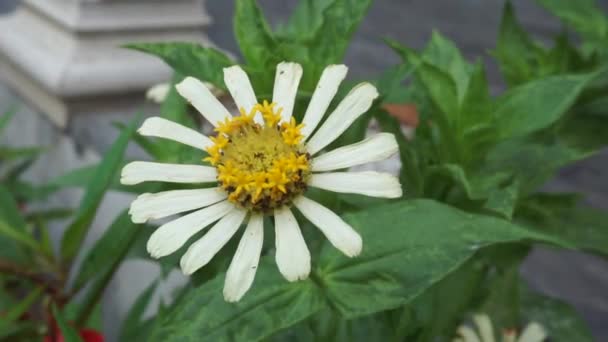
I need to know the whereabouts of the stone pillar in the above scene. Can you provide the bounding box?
[0,0,211,127]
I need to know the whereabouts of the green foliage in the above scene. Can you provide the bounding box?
[60,114,140,261]
[52,305,84,342]
[148,199,571,340]
[3,1,607,340]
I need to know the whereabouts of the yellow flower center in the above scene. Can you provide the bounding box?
[205,101,310,212]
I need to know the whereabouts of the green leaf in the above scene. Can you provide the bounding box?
[52,304,83,342]
[521,288,593,341]
[277,0,334,40]
[536,0,608,45]
[407,258,487,341]
[494,73,595,140]
[0,186,29,261]
[317,199,567,318]
[484,139,584,194]
[234,0,277,68]
[72,210,142,290]
[494,1,541,86]
[308,0,372,65]
[60,114,139,261]
[72,212,141,326]
[126,43,233,89]
[149,260,324,342]
[0,219,39,252]
[0,286,43,324]
[422,31,472,101]
[0,146,44,161]
[517,193,608,256]
[119,280,158,342]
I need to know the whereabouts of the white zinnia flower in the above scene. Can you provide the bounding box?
[454,313,547,342]
[122,62,402,302]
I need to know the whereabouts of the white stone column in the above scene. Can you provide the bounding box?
[0,0,211,127]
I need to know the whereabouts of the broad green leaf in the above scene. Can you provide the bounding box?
[484,139,584,194]
[494,1,541,86]
[427,164,510,201]
[494,73,595,140]
[72,212,141,326]
[234,0,277,68]
[308,0,372,65]
[479,246,529,329]
[119,280,159,342]
[459,62,495,161]
[277,0,334,40]
[73,211,142,290]
[521,288,593,341]
[557,109,608,153]
[406,258,486,341]
[126,43,233,89]
[482,180,519,219]
[148,260,324,342]
[60,115,139,261]
[52,304,83,342]
[317,199,567,318]
[422,31,472,101]
[517,193,608,256]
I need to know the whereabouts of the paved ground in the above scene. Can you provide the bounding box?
[205,0,608,338]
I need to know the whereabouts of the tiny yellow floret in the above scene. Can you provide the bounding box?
[204,101,310,212]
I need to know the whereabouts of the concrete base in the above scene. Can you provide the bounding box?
[0,0,211,127]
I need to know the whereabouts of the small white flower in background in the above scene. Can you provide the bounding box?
[146,83,171,103]
[454,313,547,342]
[146,81,226,104]
[122,61,402,302]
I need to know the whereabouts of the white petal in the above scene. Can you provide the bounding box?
[129,187,226,224]
[138,117,212,151]
[223,214,264,302]
[224,65,258,114]
[293,196,362,257]
[301,65,348,139]
[146,200,233,258]
[306,82,379,155]
[272,62,303,123]
[312,133,398,172]
[517,323,547,342]
[180,208,247,275]
[146,83,171,103]
[120,161,217,185]
[457,326,481,342]
[309,171,402,198]
[274,207,310,282]
[175,77,232,127]
[473,314,495,342]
